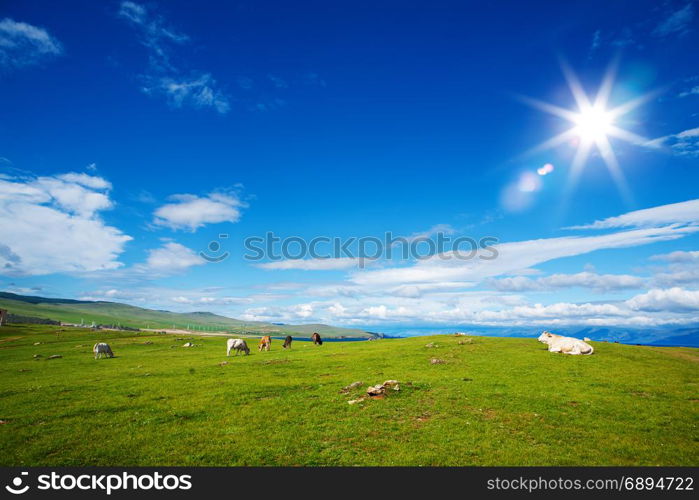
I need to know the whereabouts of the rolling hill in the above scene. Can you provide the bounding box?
[0,292,375,339]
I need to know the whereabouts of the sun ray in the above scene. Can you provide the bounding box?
[517,95,579,122]
[596,135,633,204]
[560,60,592,111]
[522,61,652,202]
[607,89,661,119]
[523,128,578,156]
[565,138,593,194]
[593,57,619,110]
[607,125,648,146]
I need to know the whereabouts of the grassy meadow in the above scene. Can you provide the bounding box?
[0,324,697,466]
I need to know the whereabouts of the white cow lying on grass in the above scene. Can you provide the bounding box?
[93,342,114,359]
[537,331,594,355]
[226,338,250,356]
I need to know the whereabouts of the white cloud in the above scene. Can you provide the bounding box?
[153,192,244,231]
[649,251,699,287]
[117,1,230,113]
[653,3,694,37]
[170,295,250,306]
[78,285,264,309]
[257,257,363,271]
[390,281,475,298]
[144,73,230,114]
[400,223,456,243]
[568,199,699,229]
[643,128,699,158]
[75,240,208,281]
[589,29,602,54]
[0,173,131,275]
[31,176,113,216]
[118,1,188,70]
[653,268,699,288]
[489,271,646,292]
[118,1,148,25]
[0,18,62,68]
[237,202,699,328]
[235,287,699,328]
[473,302,628,322]
[678,86,699,98]
[57,172,111,190]
[651,250,699,263]
[626,288,699,312]
[350,225,697,287]
[142,242,204,273]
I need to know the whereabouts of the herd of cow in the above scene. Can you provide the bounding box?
[92,330,595,360]
[226,332,323,356]
[92,332,325,359]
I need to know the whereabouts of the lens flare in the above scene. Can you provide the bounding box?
[537,163,554,176]
[518,171,541,192]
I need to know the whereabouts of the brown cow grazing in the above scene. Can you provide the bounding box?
[311,332,323,345]
[258,336,272,352]
[282,336,293,349]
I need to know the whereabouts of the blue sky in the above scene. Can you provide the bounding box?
[1,0,698,330]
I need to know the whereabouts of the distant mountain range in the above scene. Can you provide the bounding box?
[0,292,376,339]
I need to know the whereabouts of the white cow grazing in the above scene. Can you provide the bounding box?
[93,342,114,359]
[226,338,250,356]
[538,331,594,355]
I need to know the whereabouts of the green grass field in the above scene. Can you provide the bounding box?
[0,324,697,466]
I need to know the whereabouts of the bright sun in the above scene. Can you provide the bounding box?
[522,61,655,202]
[573,105,614,142]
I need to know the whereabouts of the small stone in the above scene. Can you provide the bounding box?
[430,358,445,364]
[340,381,363,393]
[366,384,385,396]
